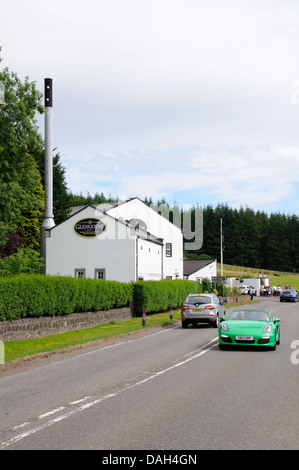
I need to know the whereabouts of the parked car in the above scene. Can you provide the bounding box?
[239,285,256,295]
[248,286,257,296]
[218,309,280,350]
[181,293,225,328]
[239,285,249,295]
[280,289,299,302]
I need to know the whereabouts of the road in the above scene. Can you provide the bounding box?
[0,297,298,451]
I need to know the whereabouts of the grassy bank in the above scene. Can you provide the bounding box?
[2,299,259,364]
[3,310,182,363]
[218,264,299,291]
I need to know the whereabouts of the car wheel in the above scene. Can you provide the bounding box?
[270,339,277,350]
[276,329,280,345]
[212,315,219,328]
[182,320,188,329]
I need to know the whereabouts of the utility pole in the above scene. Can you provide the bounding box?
[220,218,223,277]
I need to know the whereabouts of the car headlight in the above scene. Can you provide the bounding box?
[220,323,229,332]
[262,325,272,333]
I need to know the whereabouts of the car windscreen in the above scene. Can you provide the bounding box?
[227,310,271,321]
[185,295,211,305]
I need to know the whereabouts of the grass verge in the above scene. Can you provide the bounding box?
[2,300,259,364]
[3,311,182,363]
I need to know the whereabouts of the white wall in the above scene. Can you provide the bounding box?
[186,261,217,281]
[241,278,262,295]
[46,206,136,282]
[226,277,263,295]
[45,199,183,282]
[107,198,183,279]
[137,238,163,280]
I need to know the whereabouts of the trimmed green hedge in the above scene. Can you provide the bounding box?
[0,276,133,321]
[0,276,202,321]
[133,279,203,316]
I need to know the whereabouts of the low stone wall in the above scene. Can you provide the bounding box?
[0,307,133,342]
[0,296,254,342]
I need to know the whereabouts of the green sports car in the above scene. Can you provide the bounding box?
[218,309,280,350]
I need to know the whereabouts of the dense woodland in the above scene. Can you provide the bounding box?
[184,204,299,272]
[1,56,299,275]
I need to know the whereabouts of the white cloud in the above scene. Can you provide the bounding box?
[61,143,299,215]
[1,0,299,214]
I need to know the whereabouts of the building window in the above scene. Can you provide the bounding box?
[166,242,172,257]
[75,269,86,279]
[166,276,172,279]
[95,269,106,280]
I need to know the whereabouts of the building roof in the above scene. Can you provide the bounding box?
[183,258,216,276]
[55,203,164,245]
[67,202,119,218]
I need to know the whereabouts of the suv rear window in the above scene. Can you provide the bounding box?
[185,295,211,305]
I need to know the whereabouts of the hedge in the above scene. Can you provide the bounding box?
[0,276,133,321]
[133,279,203,316]
[0,276,202,321]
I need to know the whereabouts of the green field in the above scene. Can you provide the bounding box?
[218,263,299,291]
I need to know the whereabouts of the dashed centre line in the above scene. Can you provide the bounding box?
[0,338,218,449]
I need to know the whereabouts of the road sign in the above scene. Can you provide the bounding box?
[212,276,226,281]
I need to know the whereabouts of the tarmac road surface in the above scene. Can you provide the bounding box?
[0,297,298,450]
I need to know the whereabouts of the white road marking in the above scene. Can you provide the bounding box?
[13,422,30,430]
[69,396,91,405]
[0,337,218,449]
[38,407,65,419]
[73,324,181,358]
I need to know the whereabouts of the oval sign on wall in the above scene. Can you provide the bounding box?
[74,218,106,237]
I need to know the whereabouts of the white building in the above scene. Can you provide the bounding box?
[183,258,217,282]
[44,198,183,282]
[225,277,266,295]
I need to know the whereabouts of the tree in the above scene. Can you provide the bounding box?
[0,147,44,248]
[188,204,296,271]
[0,55,44,249]
[0,232,22,258]
[0,54,71,256]
[0,247,43,276]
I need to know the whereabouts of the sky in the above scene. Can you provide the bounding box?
[1,0,299,215]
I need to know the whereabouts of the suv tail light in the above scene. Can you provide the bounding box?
[181,305,190,310]
[204,305,215,310]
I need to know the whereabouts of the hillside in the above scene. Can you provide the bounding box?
[217,263,299,291]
